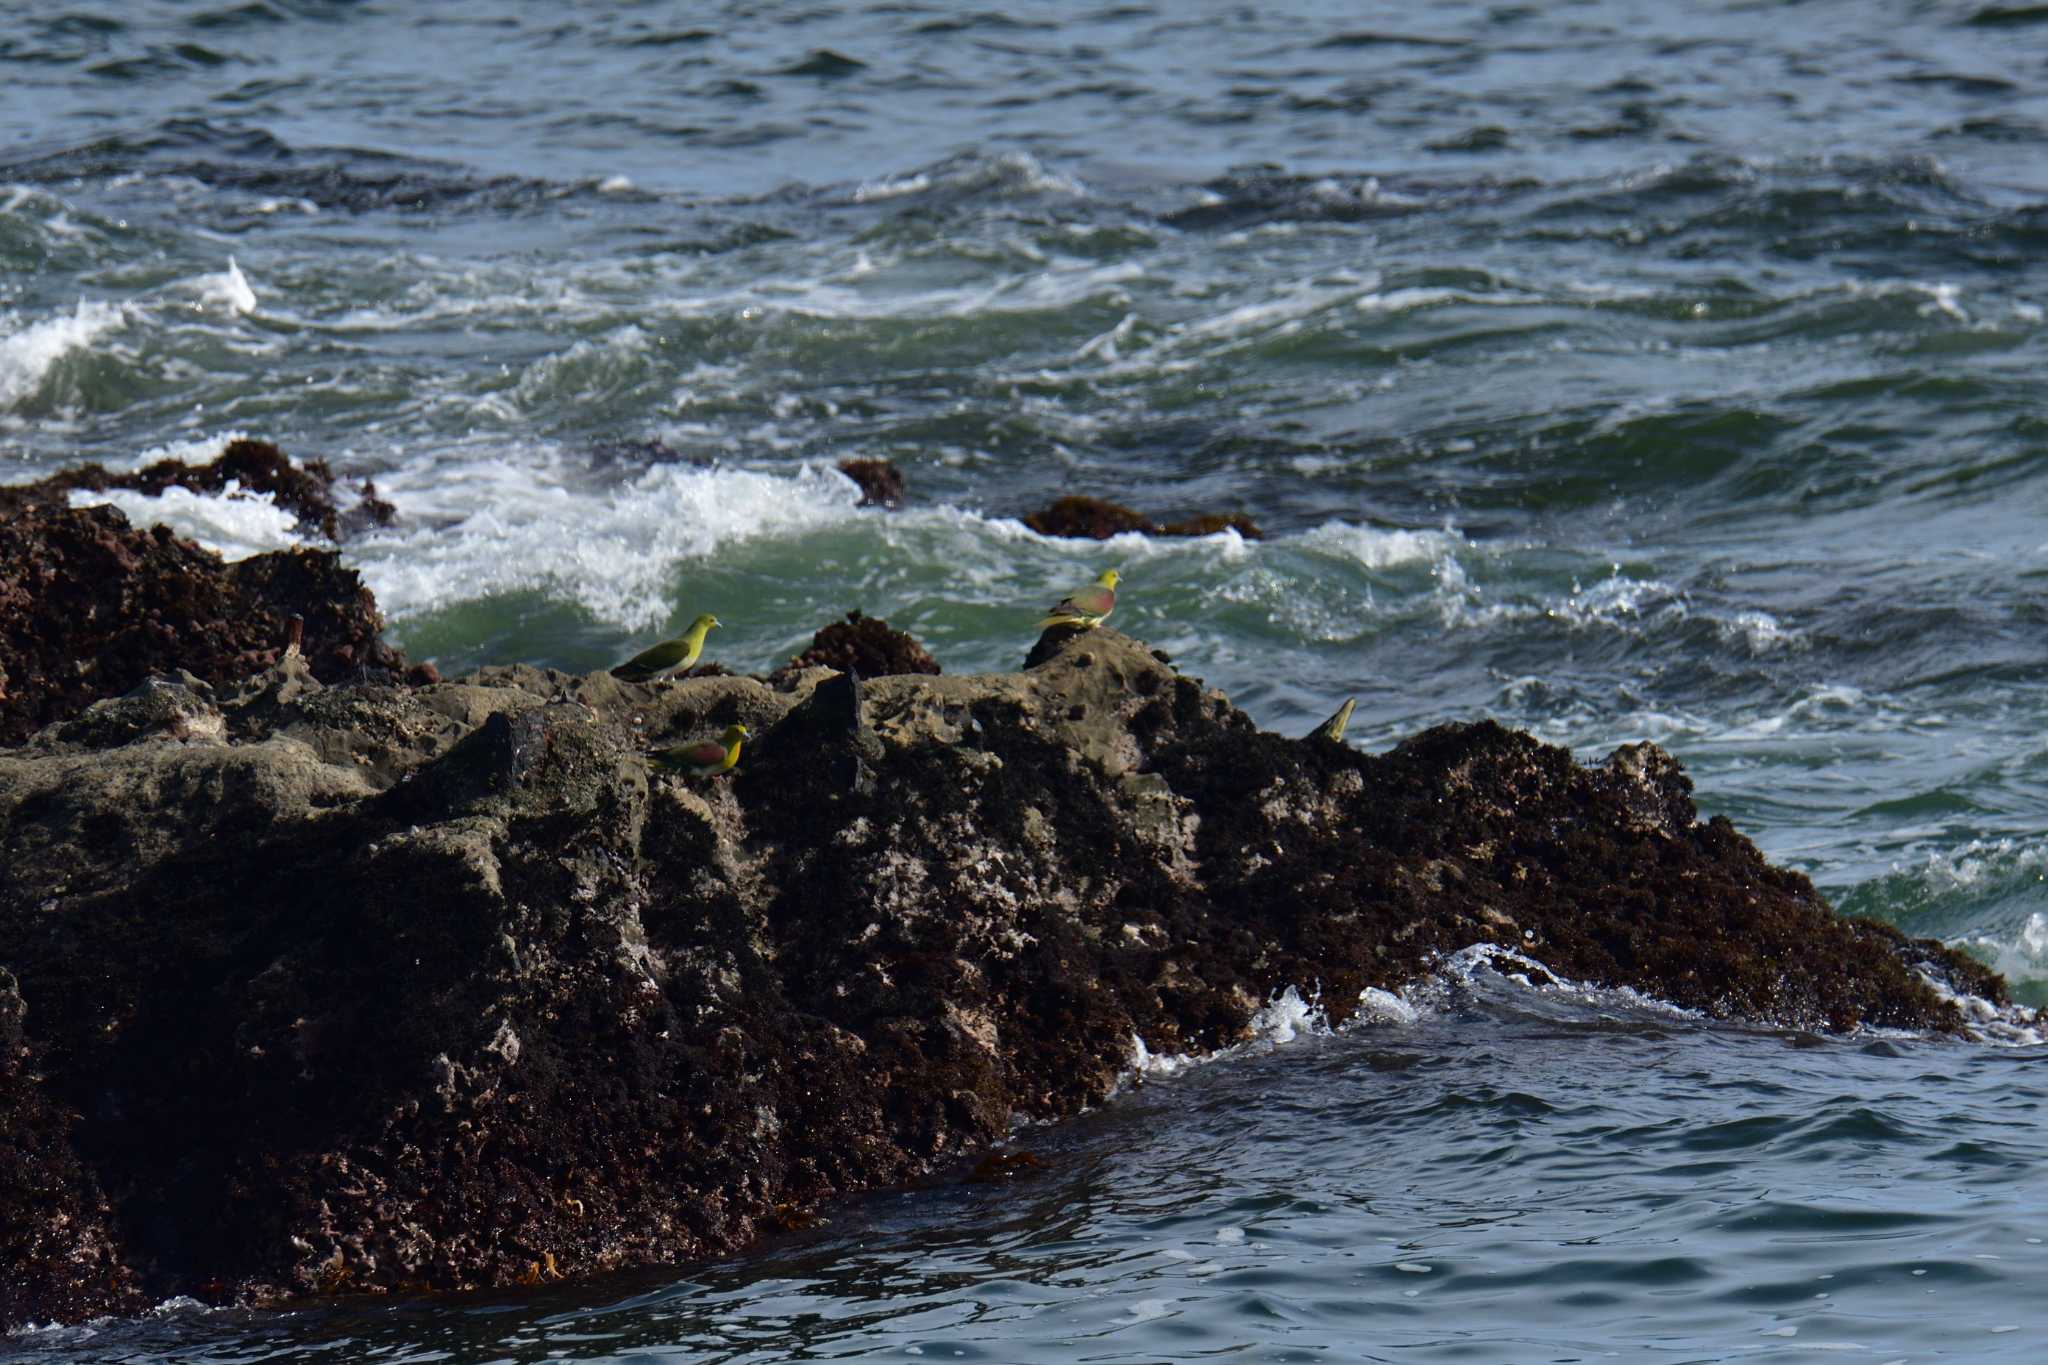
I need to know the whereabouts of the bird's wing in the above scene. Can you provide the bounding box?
[1049,584,1115,617]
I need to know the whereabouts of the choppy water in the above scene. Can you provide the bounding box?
[6,2,2048,1359]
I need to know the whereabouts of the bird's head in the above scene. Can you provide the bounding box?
[722,722,750,744]
[1099,568,1121,589]
[691,613,721,634]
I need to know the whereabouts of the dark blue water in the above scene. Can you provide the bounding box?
[5,2,2048,1359]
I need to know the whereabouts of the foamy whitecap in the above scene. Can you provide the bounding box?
[1296,519,1466,571]
[118,430,263,472]
[356,459,863,629]
[1919,969,2044,1047]
[1382,942,1703,1026]
[0,299,127,409]
[857,151,1086,202]
[65,483,309,560]
[1954,904,2048,999]
[1119,986,1330,1091]
[187,257,258,316]
[1716,608,1803,655]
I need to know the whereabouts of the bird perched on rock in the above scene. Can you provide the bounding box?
[1037,568,1120,630]
[612,613,720,682]
[1311,696,1356,745]
[651,722,749,778]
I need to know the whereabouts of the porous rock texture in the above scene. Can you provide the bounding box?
[0,499,427,746]
[764,610,940,690]
[0,628,2006,1328]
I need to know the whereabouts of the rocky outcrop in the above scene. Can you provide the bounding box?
[0,437,393,540]
[0,627,2006,1328]
[0,500,430,746]
[765,610,939,689]
[836,459,905,509]
[1022,495,1264,540]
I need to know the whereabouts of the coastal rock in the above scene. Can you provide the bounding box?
[0,628,2006,1328]
[836,458,905,509]
[765,610,940,690]
[1,436,393,541]
[1022,495,1264,540]
[0,501,424,746]
[1022,495,1155,538]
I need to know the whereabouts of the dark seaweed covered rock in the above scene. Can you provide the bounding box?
[0,501,422,746]
[1159,512,1264,539]
[0,628,2010,1328]
[3,437,391,541]
[1022,495,1263,540]
[836,458,905,509]
[1023,495,1156,538]
[0,969,141,1325]
[765,610,939,689]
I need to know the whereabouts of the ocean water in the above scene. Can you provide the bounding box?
[5,2,2048,1360]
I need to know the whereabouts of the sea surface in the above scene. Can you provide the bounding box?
[5,2,2048,1360]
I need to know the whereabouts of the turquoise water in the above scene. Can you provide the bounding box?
[5,2,2048,1359]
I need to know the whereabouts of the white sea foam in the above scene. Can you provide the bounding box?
[356,458,862,628]
[1121,986,1330,1089]
[1296,520,1465,570]
[0,299,127,409]
[1919,968,2044,1048]
[1716,608,1803,655]
[1367,943,1704,1027]
[187,257,258,316]
[4,1294,214,1340]
[853,152,1085,204]
[66,483,309,561]
[117,430,262,472]
[1967,911,2048,987]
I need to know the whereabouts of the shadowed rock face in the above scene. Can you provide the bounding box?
[0,630,2007,1328]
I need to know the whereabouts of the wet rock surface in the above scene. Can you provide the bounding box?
[836,458,905,509]
[1022,494,1264,540]
[0,626,2007,1328]
[0,500,425,746]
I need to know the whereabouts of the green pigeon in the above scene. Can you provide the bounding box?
[1036,568,1119,630]
[1311,696,1356,745]
[613,613,719,682]
[652,722,749,778]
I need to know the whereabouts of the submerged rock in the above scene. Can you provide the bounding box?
[0,628,2008,1328]
[1022,494,1155,538]
[1022,494,1264,540]
[836,458,906,509]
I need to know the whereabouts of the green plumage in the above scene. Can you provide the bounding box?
[612,613,720,682]
[1312,696,1356,745]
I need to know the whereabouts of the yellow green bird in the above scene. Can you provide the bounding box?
[652,722,749,778]
[612,613,720,682]
[1036,568,1119,630]
[1312,696,1356,745]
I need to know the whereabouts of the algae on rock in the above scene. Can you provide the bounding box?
[0,628,2007,1329]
